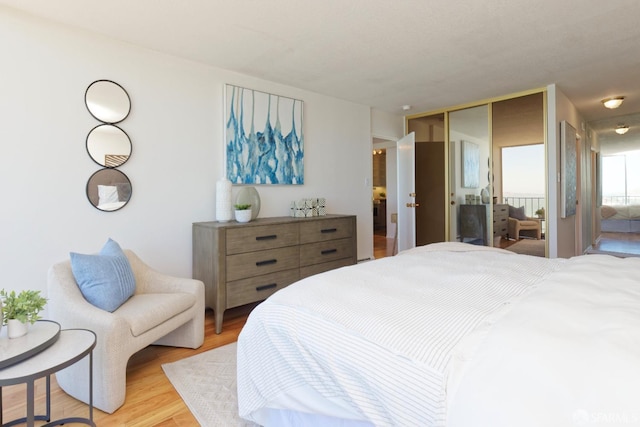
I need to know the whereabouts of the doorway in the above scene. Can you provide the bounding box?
[407,113,446,246]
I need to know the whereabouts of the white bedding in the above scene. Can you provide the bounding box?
[447,254,640,426]
[237,242,640,426]
[603,204,640,220]
[238,242,583,426]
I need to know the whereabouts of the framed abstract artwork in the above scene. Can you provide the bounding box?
[461,140,480,188]
[560,120,577,218]
[225,84,304,185]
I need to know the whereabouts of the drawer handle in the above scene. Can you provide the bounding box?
[321,249,337,255]
[256,259,277,267]
[321,228,337,234]
[256,235,277,241]
[256,283,277,292]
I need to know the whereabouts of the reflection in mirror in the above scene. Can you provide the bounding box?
[85,80,131,124]
[449,105,490,246]
[86,168,132,212]
[589,112,640,256]
[86,124,131,167]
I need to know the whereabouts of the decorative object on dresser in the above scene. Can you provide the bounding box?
[235,186,261,220]
[234,204,252,223]
[215,177,233,222]
[290,198,326,217]
[193,215,357,334]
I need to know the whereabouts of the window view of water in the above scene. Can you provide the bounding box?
[602,152,640,205]
[501,144,545,217]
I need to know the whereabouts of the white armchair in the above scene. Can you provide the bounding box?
[47,250,204,414]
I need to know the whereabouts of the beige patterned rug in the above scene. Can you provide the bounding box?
[505,239,546,257]
[162,342,257,427]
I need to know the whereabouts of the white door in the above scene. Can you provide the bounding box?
[397,132,416,252]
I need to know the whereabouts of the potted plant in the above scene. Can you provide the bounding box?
[0,289,47,338]
[234,204,252,223]
[535,207,545,219]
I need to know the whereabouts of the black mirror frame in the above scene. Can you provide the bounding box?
[84,79,131,124]
[85,124,132,168]
[86,168,133,212]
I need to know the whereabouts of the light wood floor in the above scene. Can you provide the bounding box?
[590,232,640,256]
[1,305,257,426]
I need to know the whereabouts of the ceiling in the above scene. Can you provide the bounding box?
[3,0,640,126]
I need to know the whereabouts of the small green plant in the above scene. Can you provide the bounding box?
[0,289,47,325]
[234,204,252,210]
[535,207,545,218]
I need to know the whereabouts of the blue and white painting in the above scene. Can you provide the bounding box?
[225,84,304,185]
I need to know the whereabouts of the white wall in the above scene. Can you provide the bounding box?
[547,84,586,258]
[0,7,374,299]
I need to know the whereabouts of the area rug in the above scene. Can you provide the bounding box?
[505,239,545,257]
[162,342,258,427]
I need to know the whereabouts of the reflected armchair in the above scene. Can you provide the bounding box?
[508,214,541,241]
[507,205,541,240]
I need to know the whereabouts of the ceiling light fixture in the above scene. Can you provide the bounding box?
[601,96,625,109]
[615,124,630,135]
[402,105,412,111]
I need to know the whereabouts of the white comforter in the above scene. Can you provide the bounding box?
[237,243,640,426]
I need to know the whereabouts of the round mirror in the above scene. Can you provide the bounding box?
[85,80,131,124]
[86,124,131,167]
[86,168,132,212]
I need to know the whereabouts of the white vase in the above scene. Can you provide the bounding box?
[235,209,252,223]
[216,178,233,222]
[7,319,28,339]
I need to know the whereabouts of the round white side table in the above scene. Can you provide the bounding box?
[0,327,96,426]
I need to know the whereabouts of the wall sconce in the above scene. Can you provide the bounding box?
[601,97,625,109]
[372,149,383,155]
[615,124,630,135]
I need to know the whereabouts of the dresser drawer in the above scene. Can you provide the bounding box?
[493,216,508,236]
[226,223,298,254]
[300,258,354,280]
[300,237,355,267]
[226,246,299,281]
[227,268,299,308]
[299,217,354,244]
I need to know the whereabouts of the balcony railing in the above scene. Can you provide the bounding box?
[503,197,545,218]
[602,196,640,205]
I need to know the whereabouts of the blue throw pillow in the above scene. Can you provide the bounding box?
[70,239,136,312]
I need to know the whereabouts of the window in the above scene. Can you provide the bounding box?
[502,144,545,217]
[602,151,640,205]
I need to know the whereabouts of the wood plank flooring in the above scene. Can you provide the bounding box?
[1,305,257,426]
[590,232,640,256]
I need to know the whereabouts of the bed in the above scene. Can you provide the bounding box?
[600,204,640,232]
[236,242,640,427]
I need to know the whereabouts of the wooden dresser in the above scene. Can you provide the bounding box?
[493,203,509,240]
[193,214,357,333]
